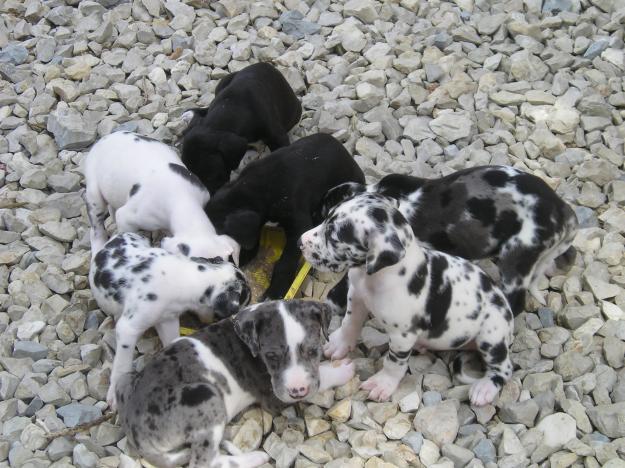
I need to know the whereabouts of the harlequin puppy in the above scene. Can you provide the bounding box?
[181,62,302,194]
[299,193,514,406]
[205,133,365,299]
[115,300,355,468]
[322,166,578,316]
[89,232,251,409]
[83,131,238,262]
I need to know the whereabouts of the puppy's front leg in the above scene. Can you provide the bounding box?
[361,333,417,402]
[155,318,180,347]
[324,288,368,360]
[107,314,144,409]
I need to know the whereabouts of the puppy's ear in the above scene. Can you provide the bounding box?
[365,226,407,275]
[218,133,248,170]
[224,210,262,250]
[317,182,366,222]
[233,307,260,357]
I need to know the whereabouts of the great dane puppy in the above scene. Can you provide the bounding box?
[299,193,514,406]
[321,166,578,316]
[115,300,355,468]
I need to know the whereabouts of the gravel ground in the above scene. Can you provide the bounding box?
[1,0,625,467]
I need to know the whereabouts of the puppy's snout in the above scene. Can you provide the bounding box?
[288,385,309,399]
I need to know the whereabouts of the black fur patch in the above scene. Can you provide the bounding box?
[133,134,159,143]
[489,341,508,364]
[408,262,427,296]
[337,222,357,244]
[368,250,400,273]
[178,243,190,256]
[169,163,205,189]
[479,273,493,292]
[493,210,522,241]
[424,255,452,339]
[147,403,161,415]
[146,293,157,301]
[483,170,509,187]
[451,336,469,348]
[180,384,214,406]
[131,258,153,273]
[129,183,140,197]
[467,197,497,226]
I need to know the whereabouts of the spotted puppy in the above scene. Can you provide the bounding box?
[89,232,250,409]
[83,131,238,262]
[299,193,514,406]
[322,165,578,316]
[181,62,302,194]
[115,300,355,468]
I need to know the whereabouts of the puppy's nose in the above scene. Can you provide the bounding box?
[297,238,304,250]
[288,385,309,399]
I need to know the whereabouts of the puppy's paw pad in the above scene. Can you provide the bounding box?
[470,378,499,407]
[361,374,398,402]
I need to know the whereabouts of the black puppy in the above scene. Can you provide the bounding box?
[181,62,303,194]
[322,166,578,316]
[205,133,365,299]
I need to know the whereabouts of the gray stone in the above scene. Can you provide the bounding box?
[47,106,97,150]
[13,341,47,361]
[0,44,28,65]
[472,438,496,463]
[413,400,459,446]
[279,11,320,39]
[56,403,102,428]
[73,444,98,468]
[429,111,474,142]
[587,403,625,438]
[499,399,539,427]
[554,351,594,381]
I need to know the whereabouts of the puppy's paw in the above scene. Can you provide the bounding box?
[361,371,400,402]
[470,378,500,406]
[323,329,352,360]
[241,451,270,467]
[327,359,355,387]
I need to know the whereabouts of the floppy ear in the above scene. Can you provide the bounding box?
[318,302,332,340]
[233,307,260,357]
[218,133,248,170]
[365,227,407,275]
[224,210,262,250]
[317,182,366,222]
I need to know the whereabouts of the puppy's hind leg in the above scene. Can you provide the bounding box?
[108,312,145,409]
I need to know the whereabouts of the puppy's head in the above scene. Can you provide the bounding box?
[314,182,366,224]
[181,126,248,195]
[299,193,413,275]
[233,300,331,403]
[195,259,251,321]
[161,234,240,265]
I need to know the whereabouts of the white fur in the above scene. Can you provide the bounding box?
[278,303,311,397]
[83,131,238,262]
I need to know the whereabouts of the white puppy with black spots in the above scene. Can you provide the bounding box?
[115,300,355,468]
[299,193,514,406]
[83,131,238,262]
[89,232,250,409]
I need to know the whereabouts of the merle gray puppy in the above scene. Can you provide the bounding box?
[299,193,514,406]
[322,165,578,316]
[181,62,302,194]
[89,232,250,409]
[115,300,355,468]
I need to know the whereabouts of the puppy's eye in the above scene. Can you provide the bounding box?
[265,352,279,362]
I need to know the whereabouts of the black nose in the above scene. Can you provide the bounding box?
[297,238,303,250]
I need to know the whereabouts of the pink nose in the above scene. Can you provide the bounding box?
[288,385,309,398]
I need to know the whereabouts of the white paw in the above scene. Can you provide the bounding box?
[529,286,546,305]
[326,359,355,387]
[243,451,270,467]
[360,371,400,402]
[470,378,500,406]
[106,384,118,411]
[323,329,353,360]
[181,110,194,123]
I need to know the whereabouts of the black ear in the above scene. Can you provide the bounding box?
[233,307,260,357]
[224,210,262,250]
[218,133,248,170]
[317,182,366,222]
[365,228,407,275]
